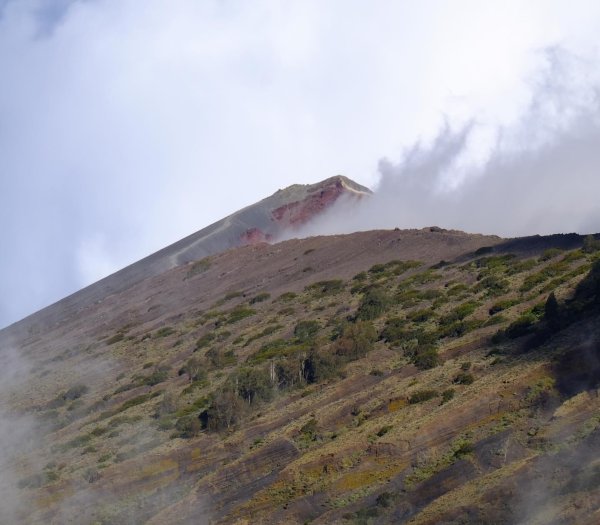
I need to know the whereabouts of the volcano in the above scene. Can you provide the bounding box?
[1,176,599,525]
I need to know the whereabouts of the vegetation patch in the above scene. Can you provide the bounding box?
[186,257,211,278]
[226,306,256,324]
[249,292,271,304]
[305,279,345,297]
[409,390,438,404]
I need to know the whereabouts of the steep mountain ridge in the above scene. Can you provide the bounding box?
[2,175,370,338]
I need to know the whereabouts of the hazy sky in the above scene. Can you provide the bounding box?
[1,0,600,327]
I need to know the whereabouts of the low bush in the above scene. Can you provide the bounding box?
[489,299,518,316]
[249,292,271,305]
[186,258,211,278]
[411,346,440,370]
[539,248,563,262]
[441,389,455,404]
[195,332,216,350]
[376,425,393,437]
[505,313,537,339]
[105,333,125,345]
[226,307,256,324]
[278,291,298,302]
[356,287,391,320]
[453,372,475,385]
[155,326,175,338]
[291,319,318,341]
[409,390,438,404]
[63,384,89,401]
[305,279,345,297]
[334,321,377,360]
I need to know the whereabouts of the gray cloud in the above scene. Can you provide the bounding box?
[297,49,600,239]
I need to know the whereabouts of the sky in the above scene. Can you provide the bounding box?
[1,0,600,327]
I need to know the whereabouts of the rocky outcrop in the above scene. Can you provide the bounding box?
[270,176,370,229]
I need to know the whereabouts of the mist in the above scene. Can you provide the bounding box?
[297,49,600,239]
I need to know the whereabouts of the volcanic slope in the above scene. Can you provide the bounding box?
[9,175,370,333]
[2,228,600,524]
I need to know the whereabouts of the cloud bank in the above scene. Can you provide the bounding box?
[298,49,600,239]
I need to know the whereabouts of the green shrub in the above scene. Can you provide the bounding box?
[200,388,246,431]
[244,324,282,346]
[539,248,563,262]
[278,291,298,302]
[250,339,300,363]
[356,287,391,320]
[293,320,321,342]
[249,292,271,304]
[63,384,89,401]
[380,317,407,344]
[195,332,216,350]
[453,440,474,458]
[369,263,387,274]
[446,283,469,296]
[476,275,510,297]
[298,418,319,444]
[186,258,211,278]
[334,321,377,360]
[506,259,538,275]
[175,415,202,438]
[439,301,478,327]
[407,308,435,323]
[410,270,442,285]
[489,299,518,315]
[561,249,586,263]
[436,319,483,339]
[155,326,175,338]
[226,306,256,324]
[305,279,345,297]
[441,389,455,404]
[409,390,438,404]
[303,349,340,383]
[374,492,394,509]
[119,393,154,412]
[582,235,600,254]
[505,313,537,339]
[453,372,475,385]
[233,367,273,404]
[411,346,440,369]
[224,290,243,301]
[141,369,169,386]
[105,333,125,345]
[206,348,236,368]
[376,425,392,437]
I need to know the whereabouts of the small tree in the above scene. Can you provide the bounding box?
[294,320,320,342]
[334,321,377,360]
[185,357,204,382]
[356,288,391,320]
[582,234,600,254]
[544,292,560,332]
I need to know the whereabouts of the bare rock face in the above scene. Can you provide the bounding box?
[241,176,370,245]
[270,176,370,229]
[240,227,273,245]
